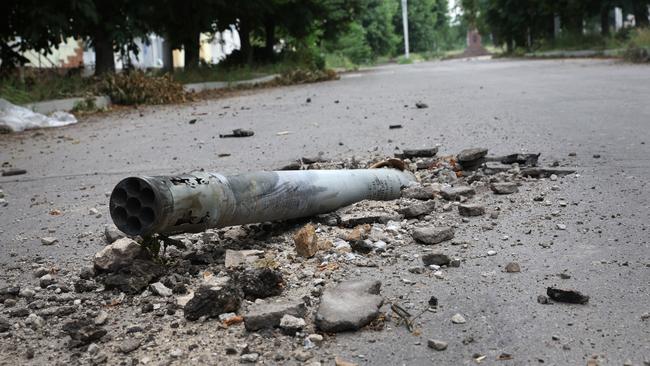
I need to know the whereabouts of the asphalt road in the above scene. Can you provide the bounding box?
[1,58,649,365]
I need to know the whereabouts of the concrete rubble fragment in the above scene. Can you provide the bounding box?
[491,182,518,194]
[411,226,454,245]
[439,186,476,201]
[458,203,485,217]
[315,280,383,332]
[244,301,307,331]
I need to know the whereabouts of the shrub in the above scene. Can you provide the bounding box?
[101,71,189,105]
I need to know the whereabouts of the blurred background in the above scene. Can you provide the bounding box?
[1,0,649,105]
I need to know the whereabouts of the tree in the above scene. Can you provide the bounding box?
[361,0,399,56]
[0,0,71,74]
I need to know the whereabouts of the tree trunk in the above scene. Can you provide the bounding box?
[94,31,115,76]
[183,31,200,70]
[264,19,275,60]
[239,19,253,65]
[162,39,174,72]
[634,3,649,27]
[601,7,610,36]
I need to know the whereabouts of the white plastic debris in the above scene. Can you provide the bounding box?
[0,98,77,132]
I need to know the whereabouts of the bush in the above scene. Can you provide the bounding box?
[272,69,339,85]
[101,71,189,105]
[624,28,650,63]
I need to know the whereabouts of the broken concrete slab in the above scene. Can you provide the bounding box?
[397,200,436,218]
[422,253,451,266]
[411,226,454,245]
[401,184,438,200]
[458,203,485,217]
[439,186,475,201]
[395,147,438,159]
[457,148,488,163]
[244,301,307,331]
[315,280,383,332]
[491,182,518,194]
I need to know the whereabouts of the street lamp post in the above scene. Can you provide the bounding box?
[401,0,410,59]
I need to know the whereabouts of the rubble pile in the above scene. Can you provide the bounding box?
[0,146,592,365]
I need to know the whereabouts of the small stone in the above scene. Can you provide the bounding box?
[87,343,100,355]
[593,154,601,158]
[549,174,558,181]
[439,186,475,201]
[428,296,438,307]
[293,350,313,362]
[451,313,466,324]
[104,225,124,244]
[307,334,324,346]
[241,353,259,363]
[19,288,36,298]
[170,348,183,358]
[93,238,146,272]
[94,310,108,325]
[33,267,49,278]
[0,317,11,332]
[79,266,96,280]
[427,339,448,351]
[149,282,173,297]
[505,262,520,273]
[458,204,485,217]
[537,295,549,304]
[449,258,461,267]
[293,224,319,258]
[411,226,454,245]
[335,356,357,366]
[487,250,497,256]
[119,339,141,354]
[556,223,567,230]
[25,313,45,329]
[421,253,450,266]
[280,314,306,335]
[3,298,16,307]
[39,274,56,288]
[490,182,518,195]
[41,237,58,246]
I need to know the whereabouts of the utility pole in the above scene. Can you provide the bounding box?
[401,0,410,59]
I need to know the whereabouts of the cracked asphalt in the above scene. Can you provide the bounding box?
[1,58,649,365]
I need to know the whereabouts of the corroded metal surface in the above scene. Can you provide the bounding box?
[109,169,415,236]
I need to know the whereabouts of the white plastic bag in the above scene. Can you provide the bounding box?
[0,98,77,132]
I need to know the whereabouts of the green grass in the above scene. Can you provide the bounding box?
[169,62,301,84]
[0,72,95,105]
[324,53,358,71]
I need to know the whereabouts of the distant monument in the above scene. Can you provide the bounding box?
[461,28,489,57]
